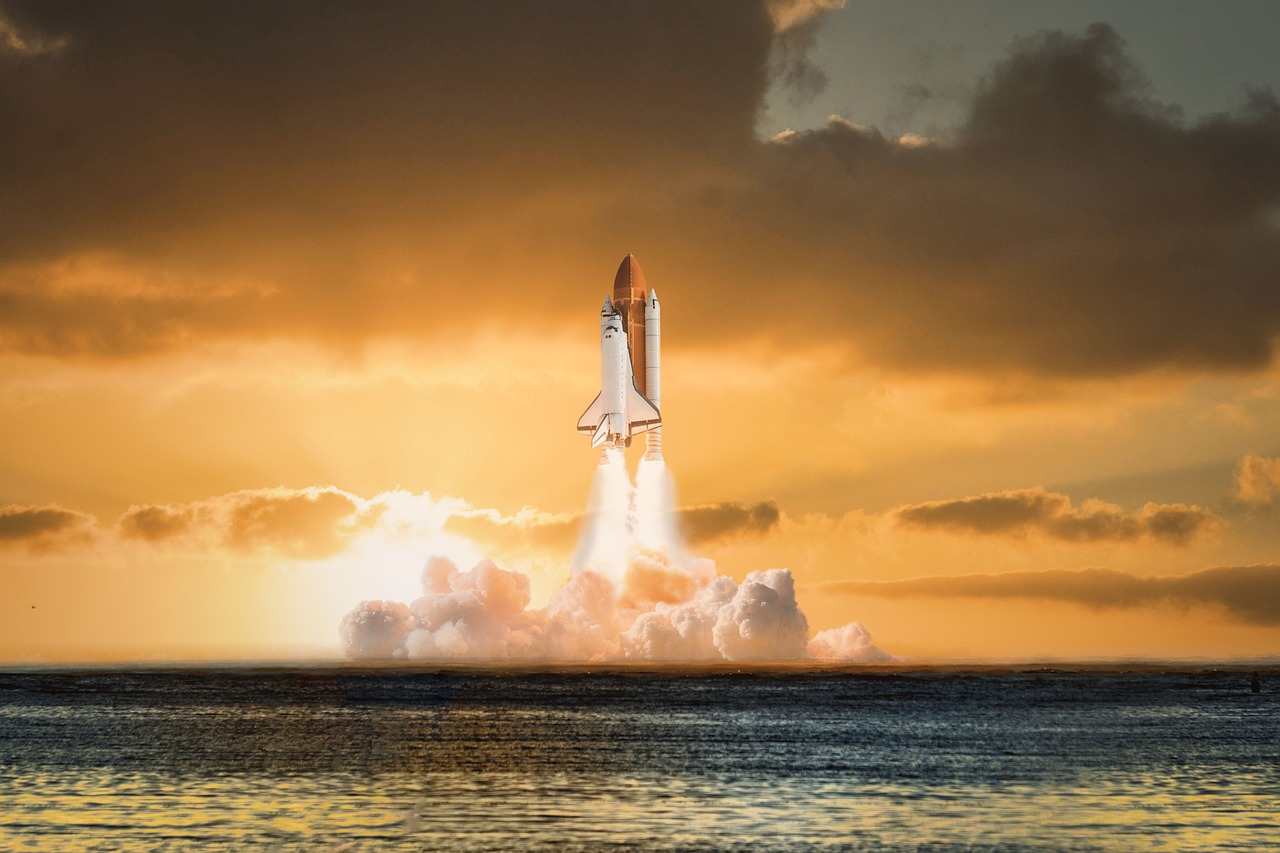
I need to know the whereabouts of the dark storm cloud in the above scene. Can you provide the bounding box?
[741,23,1280,375]
[2,6,1279,378]
[821,564,1280,625]
[893,487,1218,546]
[0,503,95,548]
[0,0,775,353]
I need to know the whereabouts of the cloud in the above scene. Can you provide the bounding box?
[747,23,1280,377]
[766,0,846,33]
[442,508,580,553]
[0,255,263,357]
[768,3,841,104]
[117,504,195,542]
[893,487,1219,546]
[446,499,782,551]
[678,500,781,544]
[822,564,1280,625]
[118,487,381,558]
[0,1,774,356]
[224,488,375,559]
[0,10,1277,380]
[0,503,95,550]
[0,7,66,56]
[1234,454,1280,505]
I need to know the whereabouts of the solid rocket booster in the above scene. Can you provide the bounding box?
[643,288,662,461]
[577,254,663,457]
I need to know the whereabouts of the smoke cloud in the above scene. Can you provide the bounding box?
[340,554,883,663]
[808,622,893,662]
[340,600,414,660]
[341,457,888,663]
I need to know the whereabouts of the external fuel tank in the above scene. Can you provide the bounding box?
[612,254,648,396]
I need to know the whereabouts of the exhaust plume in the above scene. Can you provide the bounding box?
[341,457,889,663]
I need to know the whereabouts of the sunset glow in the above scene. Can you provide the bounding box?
[3,1,1280,664]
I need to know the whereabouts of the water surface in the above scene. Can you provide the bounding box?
[1,665,1276,850]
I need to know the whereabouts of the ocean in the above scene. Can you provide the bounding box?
[0,665,1276,851]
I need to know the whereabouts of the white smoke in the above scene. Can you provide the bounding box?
[339,600,414,660]
[341,457,890,662]
[712,569,810,660]
[570,448,633,582]
[622,570,812,661]
[808,622,893,662]
[633,457,684,562]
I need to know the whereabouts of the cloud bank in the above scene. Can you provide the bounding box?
[444,499,782,551]
[6,480,1221,558]
[118,487,381,559]
[893,487,1219,546]
[0,503,95,550]
[1,8,1278,378]
[823,564,1280,625]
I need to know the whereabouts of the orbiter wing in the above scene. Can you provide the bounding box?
[626,380,661,435]
[577,393,604,434]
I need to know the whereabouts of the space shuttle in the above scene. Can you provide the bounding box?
[577,254,663,460]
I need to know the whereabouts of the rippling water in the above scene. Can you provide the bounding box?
[1,665,1276,850]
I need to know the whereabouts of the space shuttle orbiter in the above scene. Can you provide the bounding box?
[576,254,663,460]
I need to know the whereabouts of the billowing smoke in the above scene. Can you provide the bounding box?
[341,458,890,662]
[808,622,893,662]
[339,600,414,660]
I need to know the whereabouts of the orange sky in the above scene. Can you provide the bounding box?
[2,1,1280,662]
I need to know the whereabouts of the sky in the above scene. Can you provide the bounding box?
[3,0,1280,662]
